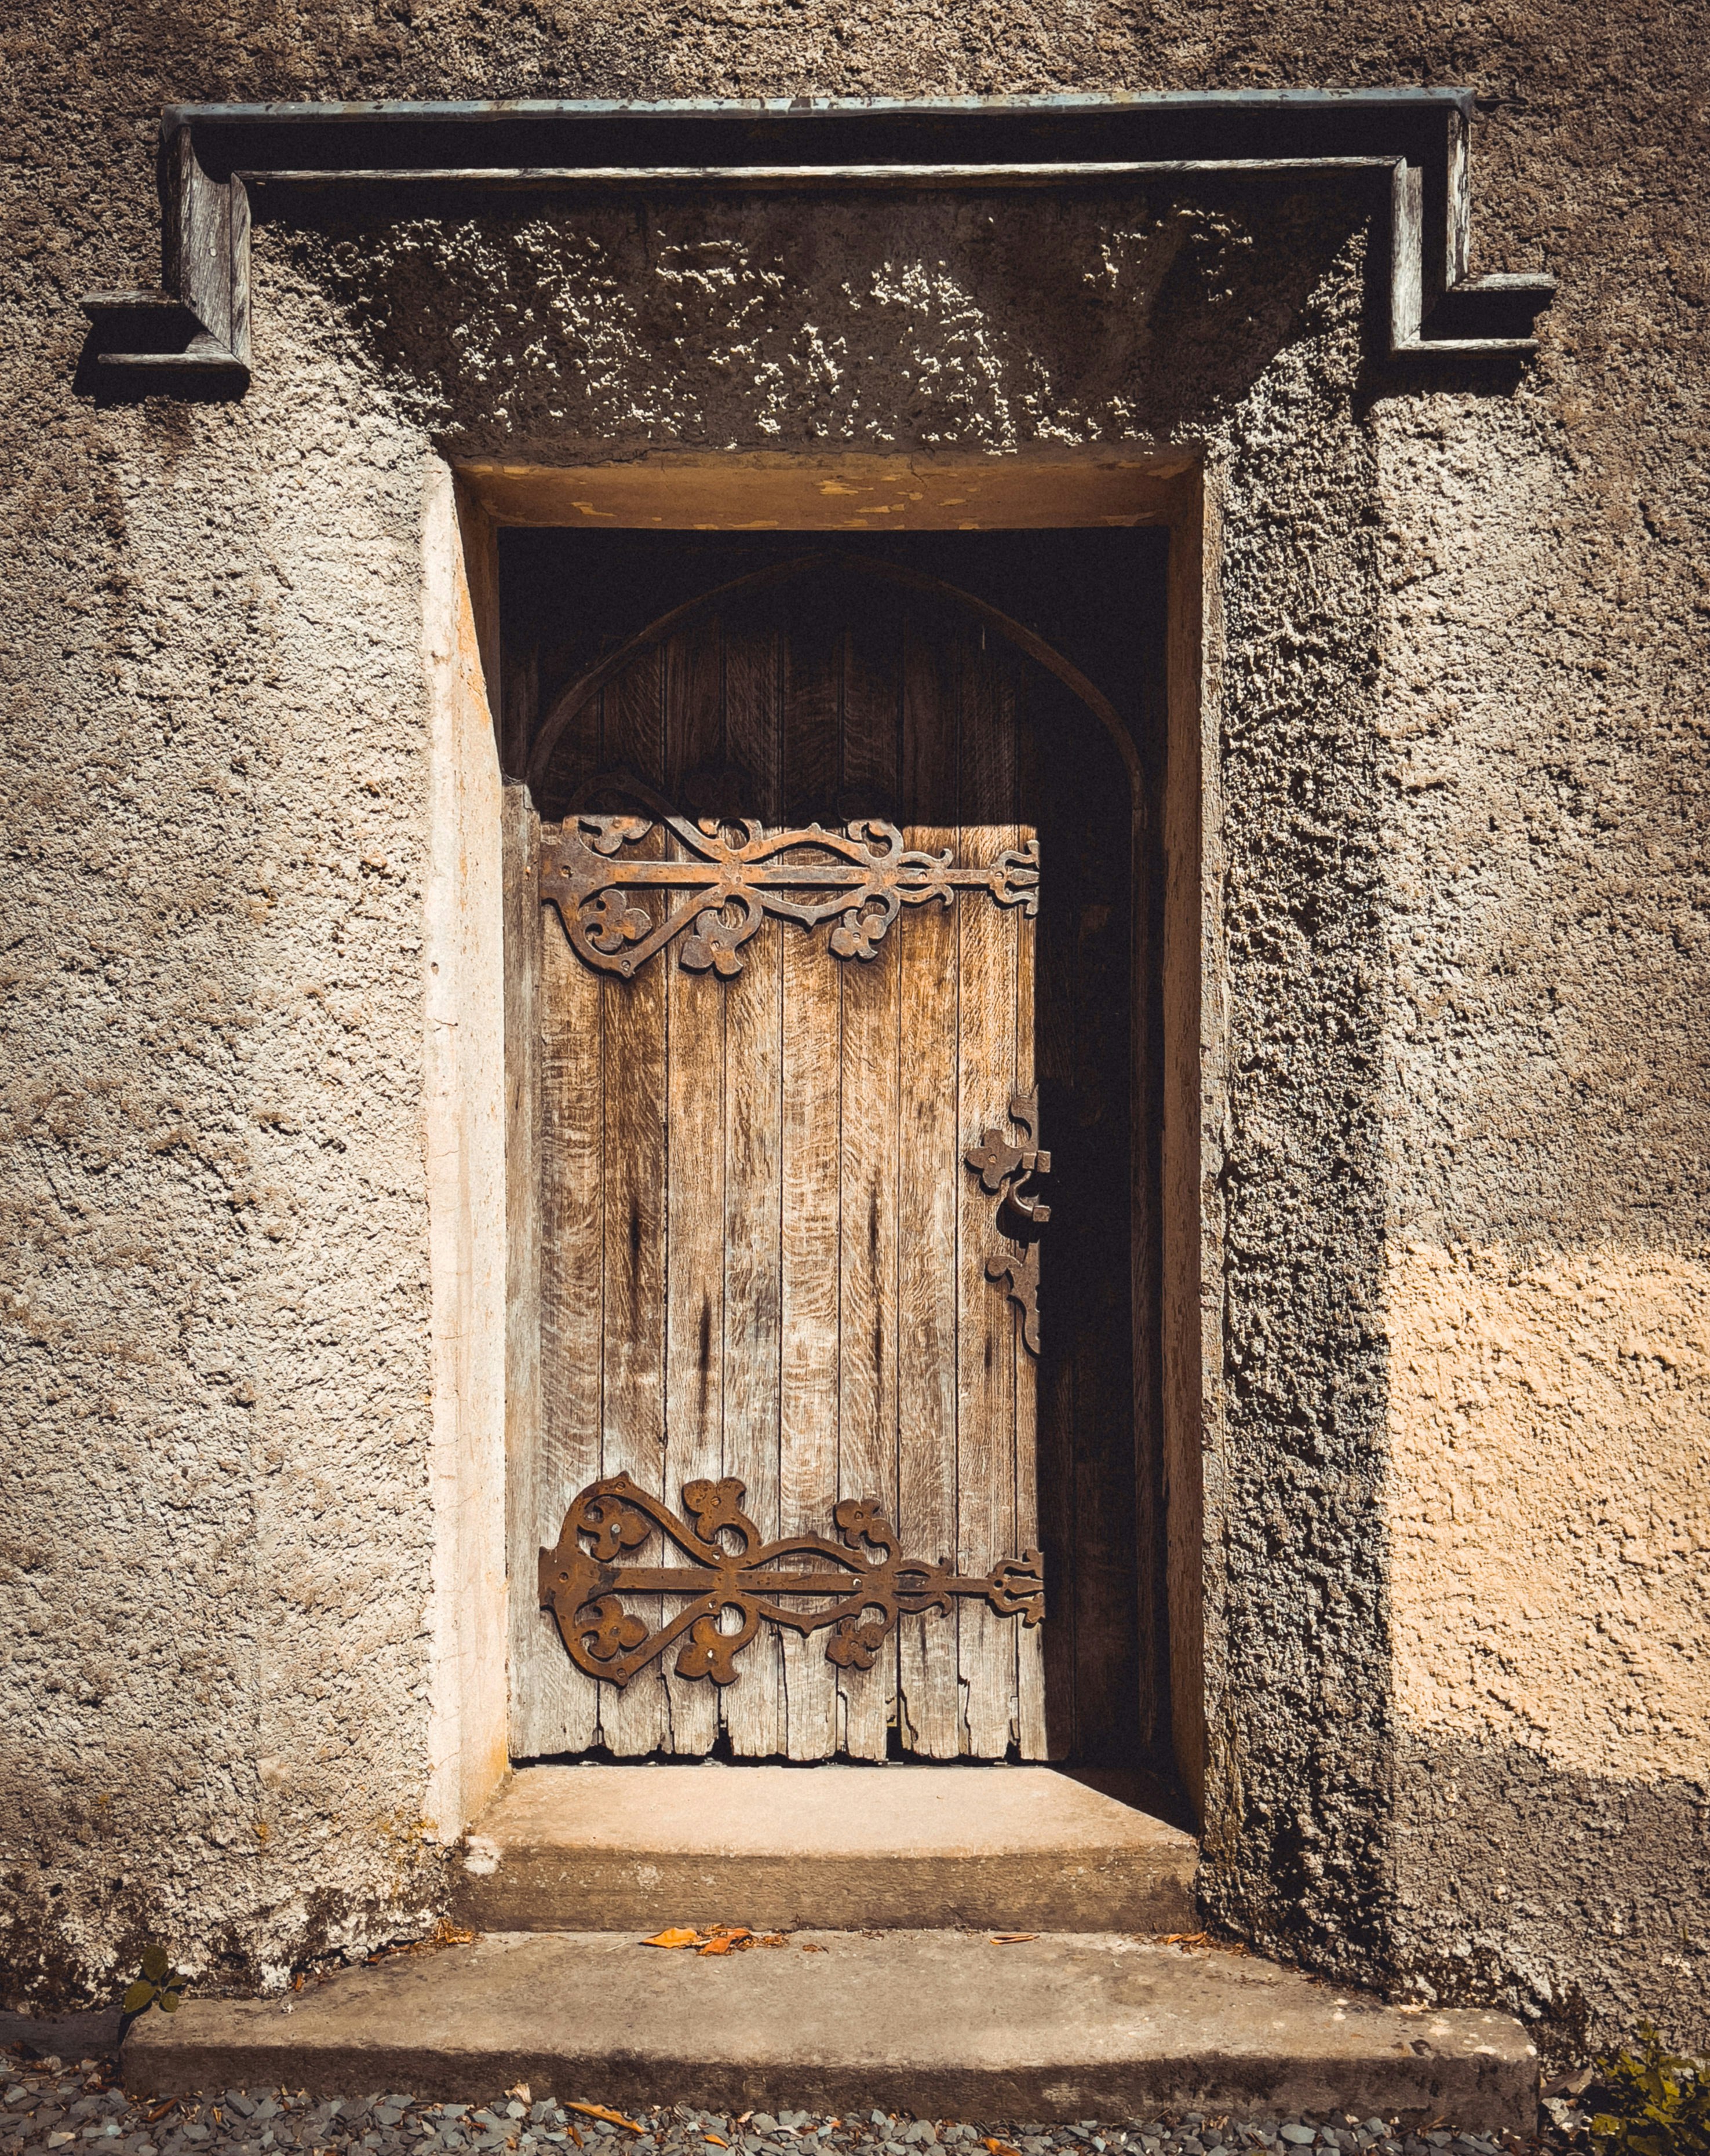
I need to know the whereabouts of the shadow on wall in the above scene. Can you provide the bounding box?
[276,174,1371,454]
[1395,1737,1709,2071]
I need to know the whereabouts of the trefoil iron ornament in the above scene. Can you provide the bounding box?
[539,1473,1044,1690]
[965,1088,1050,1354]
[539,778,1039,979]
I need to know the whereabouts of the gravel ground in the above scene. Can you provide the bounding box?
[1,2048,1600,2156]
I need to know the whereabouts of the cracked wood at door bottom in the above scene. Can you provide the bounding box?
[539,1473,1045,1690]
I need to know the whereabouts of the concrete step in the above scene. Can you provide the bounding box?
[453,1765,1197,1934]
[122,1928,1537,2133]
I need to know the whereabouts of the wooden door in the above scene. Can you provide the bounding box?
[508,558,1140,1763]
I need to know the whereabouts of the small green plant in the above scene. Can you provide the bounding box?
[120,1944,186,2024]
[1588,2025,1710,2156]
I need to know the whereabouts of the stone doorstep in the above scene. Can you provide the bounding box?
[122,1931,1538,2137]
[453,1767,1198,1935]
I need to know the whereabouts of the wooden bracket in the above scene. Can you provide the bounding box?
[77,93,1554,387]
[82,129,249,380]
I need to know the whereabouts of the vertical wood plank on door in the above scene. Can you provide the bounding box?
[957,641,1020,1758]
[778,603,842,1760]
[896,619,962,1757]
[534,901,603,1755]
[505,790,578,1760]
[1031,696,1080,1761]
[599,650,672,1753]
[661,623,726,1753]
[722,609,786,1755]
[836,608,903,1760]
[533,663,607,1755]
[1065,724,1140,1765]
[1030,676,1141,1764]
[1012,871,1048,1760]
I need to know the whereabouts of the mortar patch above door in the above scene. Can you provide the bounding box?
[506,545,1157,1766]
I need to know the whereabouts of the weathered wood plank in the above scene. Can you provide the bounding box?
[721,611,786,1756]
[1033,735,1081,1760]
[957,639,1020,1758]
[1031,676,1141,1765]
[1162,473,1209,1812]
[532,602,611,1752]
[662,621,727,1754]
[1064,718,1140,1767]
[778,602,843,1760]
[895,619,962,1758]
[533,899,606,1757]
[599,650,673,1753]
[505,787,577,1759]
[1013,859,1048,1761]
[836,609,902,1760]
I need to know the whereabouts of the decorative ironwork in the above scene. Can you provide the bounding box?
[539,1473,1044,1690]
[965,1088,1050,1355]
[539,779,1039,979]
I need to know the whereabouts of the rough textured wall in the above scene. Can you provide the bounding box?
[1,0,1705,2063]
[1374,263,1710,2046]
[1196,317,1392,1985]
[0,250,447,1994]
[1386,1243,1709,2052]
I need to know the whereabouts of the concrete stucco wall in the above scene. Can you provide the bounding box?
[1,0,1705,2067]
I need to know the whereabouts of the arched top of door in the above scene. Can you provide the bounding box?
[523,550,1140,799]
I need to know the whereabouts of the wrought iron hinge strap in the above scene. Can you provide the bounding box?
[539,794,1038,979]
[540,1473,1044,1690]
[965,1088,1050,1354]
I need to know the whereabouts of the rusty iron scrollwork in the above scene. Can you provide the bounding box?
[539,1473,1045,1690]
[538,776,1040,979]
[965,1088,1050,1354]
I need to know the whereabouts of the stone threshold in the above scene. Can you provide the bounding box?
[453,1765,1198,1935]
[122,1929,1537,2135]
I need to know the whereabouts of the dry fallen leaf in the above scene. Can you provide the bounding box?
[565,2106,644,2136]
[986,2139,1023,2156]
[703,2139,728,2148]
[758,1934,789,1949]
[987,1934,1038,1945]
[1162,1931,1211,1949]
[800,1941,828,1953]
[506,2086,532,2107]
[641,1928,700,1950]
